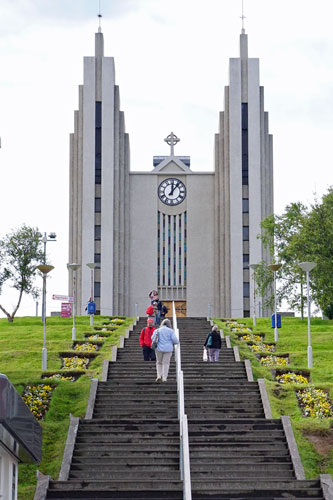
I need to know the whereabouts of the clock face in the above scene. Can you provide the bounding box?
[158,178,186,206]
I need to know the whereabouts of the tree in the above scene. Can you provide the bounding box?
[257,202,308,313]
[296,189,333,318]
[257,189,333,318]
[0,225,44,322]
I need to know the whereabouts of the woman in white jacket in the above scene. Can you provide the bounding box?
[151,319,179,382]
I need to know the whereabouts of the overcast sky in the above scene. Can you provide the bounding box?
[0,0,332,317]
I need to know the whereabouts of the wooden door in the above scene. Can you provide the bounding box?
[163,301,187,318]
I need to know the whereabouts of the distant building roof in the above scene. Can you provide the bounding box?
[153,156,190,168]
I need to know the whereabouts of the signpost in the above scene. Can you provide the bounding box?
[61,303,72,318]
[53,294,73,302]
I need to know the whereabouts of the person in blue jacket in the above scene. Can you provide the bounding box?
[203,325,222,362]
[151,318,179,382]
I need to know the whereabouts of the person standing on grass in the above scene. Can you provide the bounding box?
[203,325,222,362]
[139,317,156,361]
[151,318,179,382]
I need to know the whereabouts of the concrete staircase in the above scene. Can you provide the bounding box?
[178,317,327,499]
[37,316,332,500]
[43,317,183,499]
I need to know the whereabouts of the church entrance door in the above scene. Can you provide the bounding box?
[163,301,187,318]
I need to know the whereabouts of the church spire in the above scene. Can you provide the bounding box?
[240,0,246,34]
[95,0,104,57]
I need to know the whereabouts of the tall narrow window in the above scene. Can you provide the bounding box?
[95,101,102,184]
[242,103,248,186]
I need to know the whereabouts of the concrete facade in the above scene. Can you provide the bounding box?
[68,30,273,318]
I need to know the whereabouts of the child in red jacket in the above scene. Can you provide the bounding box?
[139,317,156,361]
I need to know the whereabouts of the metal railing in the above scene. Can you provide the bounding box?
[172,301,192,500]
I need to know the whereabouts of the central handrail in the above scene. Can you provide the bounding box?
[172,301,191,500]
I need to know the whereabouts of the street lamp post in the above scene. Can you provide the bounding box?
[41,232,57,322]
[67,263,81,340]
[299,262,317,369]
[86,263,97,326]
[267,263,282,342]
[36,264,54,370]
[250,264,259,327]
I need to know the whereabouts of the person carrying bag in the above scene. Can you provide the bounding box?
[151,319,179,382]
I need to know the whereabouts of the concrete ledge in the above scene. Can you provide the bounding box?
[225,336,231,348]
[220,329,224,338]
[125,328,130,338]
[320,474,333,500]
[233,346,240,362]
[258,378,272,419]
[101,360,109,382]
[85,378,98,419]
[281,415,305,480]
[245,359,254,382]
[58,414,80,480]
[33,472,50,500]
[119,336,125,348]
[111,345,117,362]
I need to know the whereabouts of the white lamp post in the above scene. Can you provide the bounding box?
[86,263,97,326]
[267,263,282,342]
[67,263,81,340]
[299,262,317,368]
[36,264,54,370]
[250,264,259,326]
[40,231,56,322]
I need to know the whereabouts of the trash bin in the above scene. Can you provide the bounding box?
[87,301,96,314]
[271,313,281,328]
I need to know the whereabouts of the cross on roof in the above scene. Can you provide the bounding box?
[164,132,180,156]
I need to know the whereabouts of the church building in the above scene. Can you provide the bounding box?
[68,26,273,319]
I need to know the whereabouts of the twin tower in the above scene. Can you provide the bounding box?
[68,29,273,319]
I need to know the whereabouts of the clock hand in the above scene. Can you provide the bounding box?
[170,181,178,196]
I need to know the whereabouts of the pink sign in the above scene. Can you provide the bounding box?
[61,302,72,318]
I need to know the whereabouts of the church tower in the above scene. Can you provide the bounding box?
[68,29,130,316]
[68,26,273,319]
[214,30,273,318]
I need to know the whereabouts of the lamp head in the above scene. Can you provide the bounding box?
[299,262,317,273]
[67,263,81,271]
[86,262,98,269]
[267,263,282,272]
[37,264,54,275]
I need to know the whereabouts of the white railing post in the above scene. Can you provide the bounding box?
[172,301,191,500]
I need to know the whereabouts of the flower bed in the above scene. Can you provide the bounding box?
[240,334,264,343]
[231,327,252,333]
[250,343,275,354]
[73,342,99,352]
[42,370,84,382]
[276,372,309,385]
[62,356,90,370]
[86,334,106,342]
[297,385,333,418]
[226,322,246,328]
[260,355,289,367]
[110,318,125,325]
[22,384,54,420]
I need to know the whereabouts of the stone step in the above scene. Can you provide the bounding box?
[47,479,183,492]
[68,470,181,480]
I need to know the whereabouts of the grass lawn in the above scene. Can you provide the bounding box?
[215,316,333,480]
[0,314,135,500]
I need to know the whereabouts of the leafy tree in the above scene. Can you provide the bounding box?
[257,189,333,318]
[296,189,333,318]
[0,225,44,322]
[257,202,308,313]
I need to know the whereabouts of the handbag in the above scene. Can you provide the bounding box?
[206,334,213,347]
[203,348,208,362]
[151,329,159,350]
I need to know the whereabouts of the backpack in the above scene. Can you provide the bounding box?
[206,334,213,347]
[162,305,168,315]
